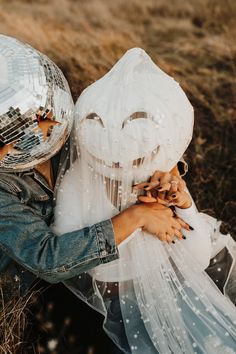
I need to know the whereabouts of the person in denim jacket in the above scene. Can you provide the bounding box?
[0,36,189,295]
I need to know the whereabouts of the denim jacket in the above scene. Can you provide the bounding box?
[0,157,118,289]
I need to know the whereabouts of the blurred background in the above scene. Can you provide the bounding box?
[0,0,235,353]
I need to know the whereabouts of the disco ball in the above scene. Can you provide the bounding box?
[0,35,74,171]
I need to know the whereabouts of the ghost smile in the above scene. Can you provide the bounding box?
[85,145,160,169]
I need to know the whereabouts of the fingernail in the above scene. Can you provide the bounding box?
[189,226,194,230]
[172,241,175,244]
[182,236,186,239]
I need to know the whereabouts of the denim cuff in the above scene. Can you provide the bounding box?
[94,219,119,264]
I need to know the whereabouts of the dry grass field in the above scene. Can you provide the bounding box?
[0,0,235,353]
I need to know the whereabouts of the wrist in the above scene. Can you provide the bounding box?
[129,204,145,228]
[111,205,142,245]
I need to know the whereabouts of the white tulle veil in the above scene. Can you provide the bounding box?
[53,48,236,354]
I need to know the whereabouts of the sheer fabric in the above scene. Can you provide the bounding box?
[53,48,236,353]
[54,158,236,354]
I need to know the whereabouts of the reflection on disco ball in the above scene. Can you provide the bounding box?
[0,35,74,171]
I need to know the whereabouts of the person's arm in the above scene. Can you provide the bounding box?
[0,189,189,283]
[0,188,121,283]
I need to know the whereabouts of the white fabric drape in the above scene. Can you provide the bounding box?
[53,158,236,354]
[53,48,236,353]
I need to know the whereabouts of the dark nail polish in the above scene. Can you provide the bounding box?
[172,241,175,244]
[189,226,194,230]
[182,236,186,239]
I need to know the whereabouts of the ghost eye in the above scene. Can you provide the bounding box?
[122,111,149,129]
[86,113,104,127]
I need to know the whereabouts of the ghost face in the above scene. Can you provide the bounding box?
[75,48,193,183]
[78,109,161,181]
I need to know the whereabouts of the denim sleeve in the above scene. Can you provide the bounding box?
[0,190,119,283]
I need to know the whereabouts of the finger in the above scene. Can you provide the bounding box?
[157,233,166,242]
[145,181,160,191]
[169,191,181,202]
[171,191,179,199]
[157,192,168,202]
[157,182,171,192]
[167,181,179,199]
[169,192,188,207]
[168,173,185,190]
[170,165,180,177]
[170,182,178,194]
[175,217,191,231]
[150,170,161,182]
[178,179,186,192]
[171,218,182,230]
[165,234,173,243]
[133,182,150,190]
[172,228,183,240]
[167,227,175,236]
[155,197,169,206]
[146,191,158,202]
[159,172,172,186]
[170,176,179,191]
[167,174,186,194]
[138,195,157,203]
[174,196,187,207]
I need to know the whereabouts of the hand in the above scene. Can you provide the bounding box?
[134,166,192,209]
[165,190,192,209]
[112,203,190,245]
[137,203,190,242]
